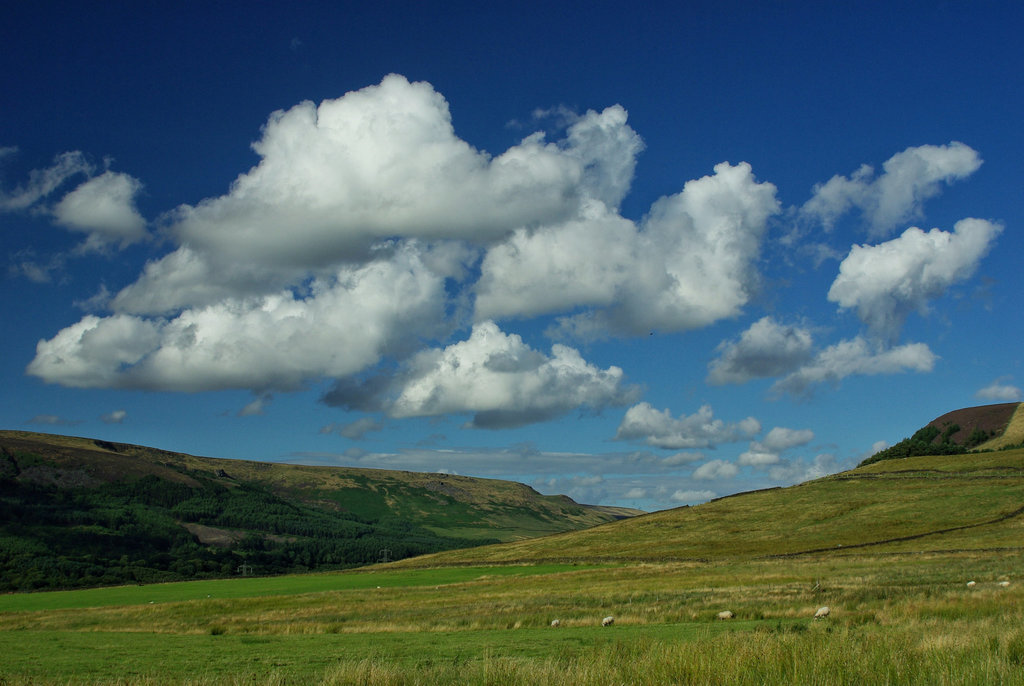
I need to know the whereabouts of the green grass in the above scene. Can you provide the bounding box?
[0,564,597,612]
[2,553,1022,684]
[3,448,1024,683]
[389,448,1024,567]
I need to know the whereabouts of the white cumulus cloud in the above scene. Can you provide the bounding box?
[28,244,448,391]
[738,427,814,467]
[692,459,739,481]
[480,161,779,337]
[670,489,717,504]
[384,321,638,429]
[615,402,761,449]
[707,316,815,385]
[975,379,1022,402]
[165,74,626,269]
[101,409,127,424]
[53,171,147,248]
[801,142,982,237]
[772,337,937,397]
[828,218,1002,339]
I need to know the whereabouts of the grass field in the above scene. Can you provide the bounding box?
[2,449,1023,684]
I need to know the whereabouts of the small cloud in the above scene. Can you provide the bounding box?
[738,427,814,468]
[859,440,889,463]
[0,151,93,211]
[27,414,81,426]
[239,393,272,416]
[772,337,937,397]
[769,452,849,485]
[692,459,739,481]
[707,317,815,385]
[54,171,148,249]
[74,284,113,312]
[975,379,1021,402]
[101,409,127,424]
[321,417,385,440]
[662,451,704,466]
[670,489,717,504]
[800,142,982,238]
[8,249,67,284]
[615,402,760,450]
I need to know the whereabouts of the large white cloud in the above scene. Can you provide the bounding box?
[164,75,642,270]
[474,200,638,320]
[384,321,638,428]
[615,402,761,450]
[801,142,982,237]
[28,243,448,391]
[828,218,1002,339]
[478,161,780,336]
[53,171,147,248]
[771,337,938,396]
[707,316,815,385]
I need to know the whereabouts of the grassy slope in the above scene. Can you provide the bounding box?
[0,430,634,542]
[976,402,1024,450]
[390,447,1024,566]
[3,448,1024,683]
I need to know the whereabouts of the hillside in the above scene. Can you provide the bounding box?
[859,402,1023,465]
[0,430,636,591]
[389,446,1024,567]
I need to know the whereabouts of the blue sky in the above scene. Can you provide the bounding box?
[2,1,1022,511]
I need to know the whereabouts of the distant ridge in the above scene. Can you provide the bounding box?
[0,430,638,591]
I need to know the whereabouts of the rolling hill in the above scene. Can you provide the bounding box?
[390,444,1024,567]
[0,430,638,591]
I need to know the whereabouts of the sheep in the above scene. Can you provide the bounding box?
[814,606,830,619]
[966,581,976,587]
[999,581,1011,587]
[717,610,734,620]
[550,619,561,628]
[602,616,615,627]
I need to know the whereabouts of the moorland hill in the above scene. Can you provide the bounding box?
[0,430,636,591]
[860,402,1023,465]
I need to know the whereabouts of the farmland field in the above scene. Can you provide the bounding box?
[3,449,1024,684]
[2,551,1023,684]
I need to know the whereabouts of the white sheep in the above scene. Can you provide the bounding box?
[717,610,734,620]
[814,606,830,619]
[966,581,976,587]
[550,619,561,627]
[602,616,615,627]
[999,581,1011,587]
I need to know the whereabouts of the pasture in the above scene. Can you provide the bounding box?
[3,449,1024,683]
[2,551,1023,684]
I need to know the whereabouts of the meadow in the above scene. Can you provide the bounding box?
[1,551,1022,684]
[2,448,1023,684]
